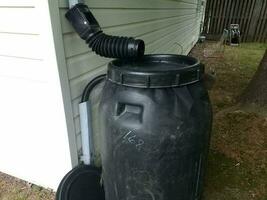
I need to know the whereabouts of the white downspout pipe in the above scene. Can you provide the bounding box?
[79,101,95,165]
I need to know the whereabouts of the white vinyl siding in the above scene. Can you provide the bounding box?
[0,0,73,190]
[56,0,205,158]
[0,2,44,84]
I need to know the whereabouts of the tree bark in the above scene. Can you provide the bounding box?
[240,49,267,106]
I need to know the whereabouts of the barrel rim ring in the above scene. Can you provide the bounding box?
[107,54,204,88]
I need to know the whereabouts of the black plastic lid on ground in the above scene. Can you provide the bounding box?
[107,54,204,88]
[56,165,105,200]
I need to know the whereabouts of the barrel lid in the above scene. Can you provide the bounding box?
[107,54,204,88]
[56,165,105,200]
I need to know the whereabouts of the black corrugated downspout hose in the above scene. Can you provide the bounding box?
[65,3,145,59]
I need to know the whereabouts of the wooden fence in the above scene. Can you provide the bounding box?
[203,0,267,42]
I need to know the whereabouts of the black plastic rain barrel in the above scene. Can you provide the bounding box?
[99,54,212,200]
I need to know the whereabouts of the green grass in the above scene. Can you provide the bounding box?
[204,150,267,200]
[191,42,267,200]
[222,43,266,91]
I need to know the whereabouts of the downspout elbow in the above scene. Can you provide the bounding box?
[65,3,145,59]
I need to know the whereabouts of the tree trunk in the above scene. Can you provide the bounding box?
[240,49,267,106]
